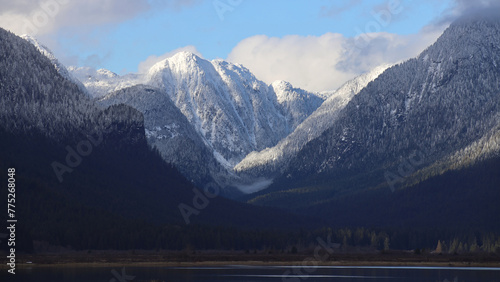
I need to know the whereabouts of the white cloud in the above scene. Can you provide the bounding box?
[227,0,499,92]
[0,0,205,37]
[137,46,203,73]
[452,0,500,15]
[339,28,445,73]
[425,0,500,28]
[227,28,444,92]
[0,0,206,72]
[227,33,349,92]
[0,0,150,36]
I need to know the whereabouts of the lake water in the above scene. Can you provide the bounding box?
[3,265,500,281]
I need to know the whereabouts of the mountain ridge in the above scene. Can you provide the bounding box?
[235,64,391,179]
[0,28,323,253]
[74,51,328,193]
[246,15,500,211]
[25,37,393,194]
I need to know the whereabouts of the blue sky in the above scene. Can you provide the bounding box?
[0,0,490,91]
[57,0,452,72]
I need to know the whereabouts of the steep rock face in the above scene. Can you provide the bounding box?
[144,52,291,167]
[235,65,390,178]
[272,80,325,130]
[277,16,500,191]
[98,85,240,195]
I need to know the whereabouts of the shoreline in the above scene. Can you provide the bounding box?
[3,251,500,268]
[8,260,500,269]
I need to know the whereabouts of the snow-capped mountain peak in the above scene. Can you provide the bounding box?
[148,51,205,74]
[56,46,328,192]
[96,68,118,78]
[144,52,292,167]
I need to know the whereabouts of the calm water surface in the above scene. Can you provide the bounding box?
[3,265,500,281]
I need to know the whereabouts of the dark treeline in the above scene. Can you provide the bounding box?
[1,127,500,255]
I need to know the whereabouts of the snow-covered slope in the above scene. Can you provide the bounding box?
[144,52,323,167]
[69,66,142,98]
[1,29,141,142]
[278,16,500,189]
[21,34,88,95]
[235,64,391,177]
[67,51,324,175]
[272,80,324,130]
